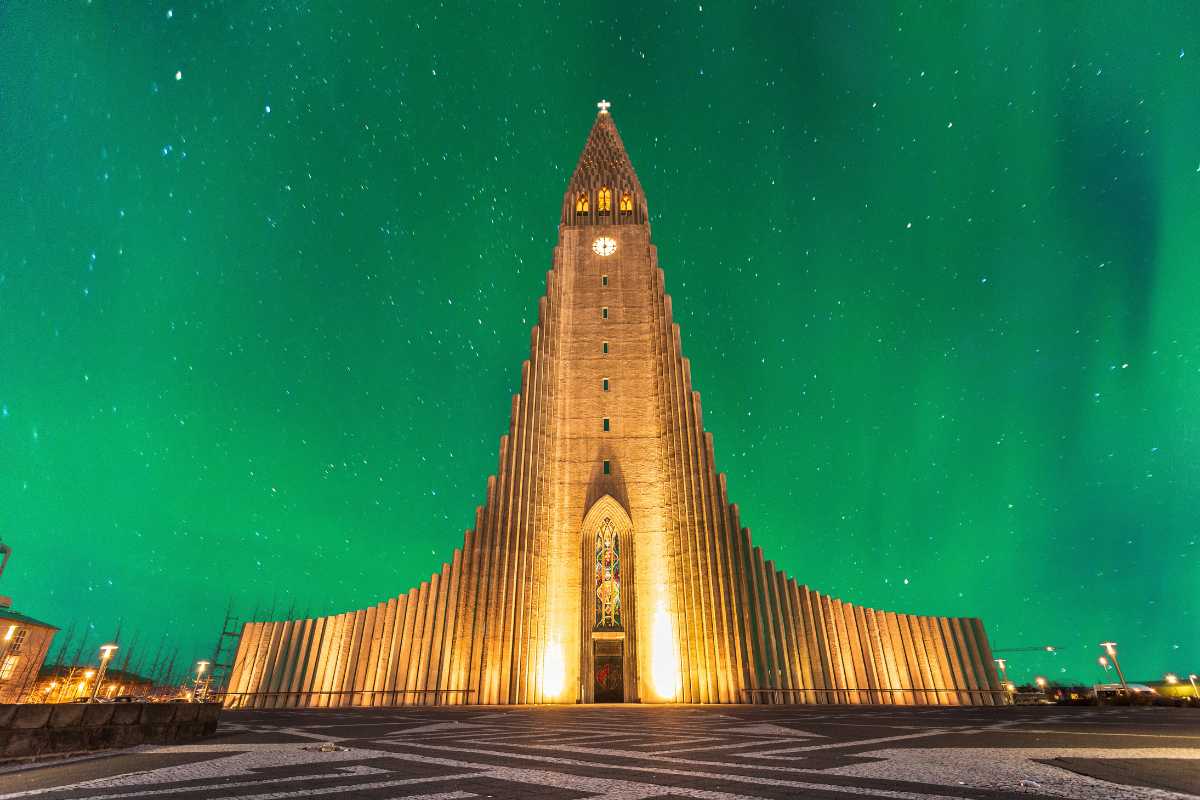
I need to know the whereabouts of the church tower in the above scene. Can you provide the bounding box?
[226,105,1005,707]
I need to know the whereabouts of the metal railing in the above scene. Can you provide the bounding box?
[742,687,1011,705]
[218,688,475,709]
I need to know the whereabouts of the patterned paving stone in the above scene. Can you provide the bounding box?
[0,705,1196,800]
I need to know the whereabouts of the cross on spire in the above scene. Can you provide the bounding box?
[597,99,611,114]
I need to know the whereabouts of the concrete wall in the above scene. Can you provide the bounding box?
[0,702,221,762]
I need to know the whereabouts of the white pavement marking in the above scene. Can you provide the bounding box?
[392,739,975,799]
[738,728,953,758]
[385,722,492,736]
[202,786,475,800]
[0,745,409,797]
[659,737,814,755]
[717,723,824,738]
[0,766,396,800]
[979,728,1200,741]
[824,746,1200,800]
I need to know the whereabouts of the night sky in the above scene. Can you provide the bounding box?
[2,2,1196,686]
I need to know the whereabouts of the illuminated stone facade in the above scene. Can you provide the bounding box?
[226,111,1005,707]
[0,609,58,704]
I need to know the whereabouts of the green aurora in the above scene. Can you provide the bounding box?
[1,1,1197,686]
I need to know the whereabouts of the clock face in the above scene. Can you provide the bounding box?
[592,236,616,257]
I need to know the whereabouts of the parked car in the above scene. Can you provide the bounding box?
[1094,683,1165,705]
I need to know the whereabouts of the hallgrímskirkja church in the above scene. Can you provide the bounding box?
[226,105,1004,706]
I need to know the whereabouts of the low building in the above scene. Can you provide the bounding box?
[32,665,156,703]
[0,609,59,704]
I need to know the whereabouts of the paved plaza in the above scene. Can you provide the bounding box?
[0,705,1197,799]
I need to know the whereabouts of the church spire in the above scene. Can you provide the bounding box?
[563,102,648,226]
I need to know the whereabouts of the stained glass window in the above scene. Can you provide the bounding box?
[576,192,590,213]
[598,187,612,213]
[594,516,621,628]
[619,192,633,212]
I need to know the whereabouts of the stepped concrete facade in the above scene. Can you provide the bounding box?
[225,108,1005,707]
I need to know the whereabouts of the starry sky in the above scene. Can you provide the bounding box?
[2,2,1196,687]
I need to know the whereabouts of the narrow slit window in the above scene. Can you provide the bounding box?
[603,417,610,432]
[602,378,609,391]
[602,341,609,354]
[603,460,611,475]
[602,275,608,286]
[602,307,608,319]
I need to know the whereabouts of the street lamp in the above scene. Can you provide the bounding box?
[1189,674,1199,701]
[88,643,119,703]
[1099,642,1128,694]
[1164,673,1178,685]
[193,660,210,703]
[1035,676,1047,691]
[994,658,1011,704]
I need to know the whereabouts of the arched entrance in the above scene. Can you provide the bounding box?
[579,495,637,702]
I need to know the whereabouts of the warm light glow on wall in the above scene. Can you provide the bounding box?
[542,638,565,700]
[651,603,681,700]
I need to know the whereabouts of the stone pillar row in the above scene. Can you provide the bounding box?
[639,262,1004,706]
[224,263,568,710]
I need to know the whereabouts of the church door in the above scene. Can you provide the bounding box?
[593,638,624,702]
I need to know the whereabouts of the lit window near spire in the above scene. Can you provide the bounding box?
[598,187,612,213]
[576,192,589,213]
[619,192,633,213]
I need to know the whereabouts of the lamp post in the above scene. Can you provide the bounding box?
[1099,642,1128,695]
[89,643,119,703]
[1189,674,1199,701]
[193,660,210,703]
[1035,676,1047,694]
[993,658,1013,702]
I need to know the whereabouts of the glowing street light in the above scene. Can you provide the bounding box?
[1035,676,1047,690]
[1098,642,1128,694]
[993,662,1012,705]
[193,660,211,703]
[1164,673,1178,685]
[89,643,119,703]
[1189,674,1199,700]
